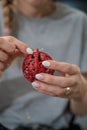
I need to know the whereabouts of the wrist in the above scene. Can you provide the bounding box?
[72,75,87,102]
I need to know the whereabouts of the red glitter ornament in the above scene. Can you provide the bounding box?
[22,49,54,82]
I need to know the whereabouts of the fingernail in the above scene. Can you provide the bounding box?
[26,48,33,54]
[32,82,40,88]
[35,74,44,80]
[42,61,51,67]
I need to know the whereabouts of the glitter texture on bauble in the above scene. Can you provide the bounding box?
[22,49,54,82]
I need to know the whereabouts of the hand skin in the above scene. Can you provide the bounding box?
[70,73,87,115]
[0,37,87,116]
[32,60,87,115]
[0,36,31,77]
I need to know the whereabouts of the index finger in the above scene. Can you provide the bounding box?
[42,60,80,75]
[4,36,33,56]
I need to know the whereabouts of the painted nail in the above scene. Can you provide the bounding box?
[26,48,33,54]
[32,82,40,88]
[35,74,44,80]
[42,61,51,67]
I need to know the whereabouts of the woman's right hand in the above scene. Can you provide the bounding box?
[0,36,32,77]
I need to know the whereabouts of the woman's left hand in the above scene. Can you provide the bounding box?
[32,60,87,100]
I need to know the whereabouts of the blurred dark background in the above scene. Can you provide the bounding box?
[56,0,87,13]
[0,0,87,13]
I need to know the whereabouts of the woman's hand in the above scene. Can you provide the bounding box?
[0,36,32,77]
[32,60,87,101]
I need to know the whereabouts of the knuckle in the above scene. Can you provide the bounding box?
[52,88,59,97]
[45,75,53,83]
[63,81,70,87]
[41,86,47,92]
[6,36,14,42]
[4,36,16,53]
[64,64,71,72]
[41,84,51,93]
[9,45,15,53]
[54,61,59,68]
[9,46,15,54]
[73,64,80,73]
